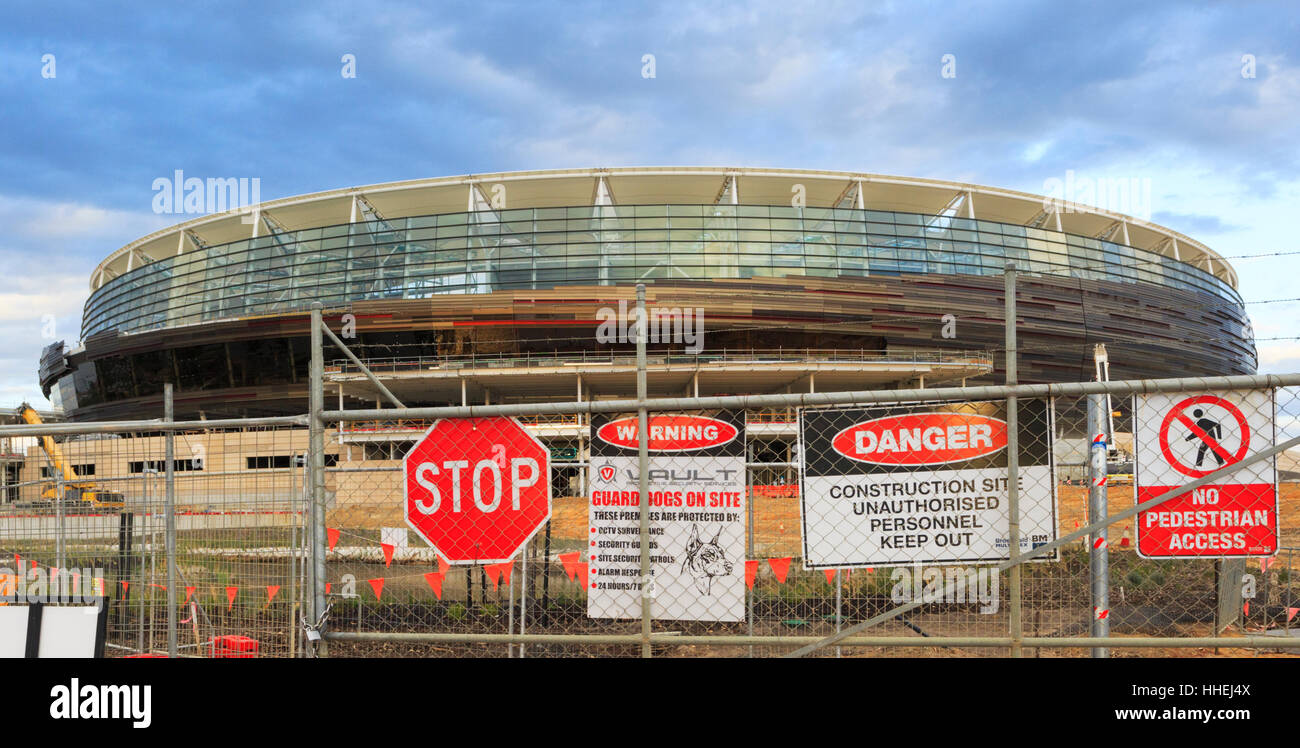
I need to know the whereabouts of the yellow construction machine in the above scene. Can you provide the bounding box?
[17,403,124,510]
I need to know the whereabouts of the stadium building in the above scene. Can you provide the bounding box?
[40,167,1254,422]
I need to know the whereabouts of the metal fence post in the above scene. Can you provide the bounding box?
[834,570,842,659]
[138,470,148,653]
[165,383,177,658]
[310,303,329,656]
[636,283,651,658]
[747,465,754,659]
[55,471,64,589]
[1087,394,1109,657]
[1004,261,1022,658]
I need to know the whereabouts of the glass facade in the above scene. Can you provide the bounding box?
[82,204,1242,338]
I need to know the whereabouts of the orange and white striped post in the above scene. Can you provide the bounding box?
[1088,395,1110,658]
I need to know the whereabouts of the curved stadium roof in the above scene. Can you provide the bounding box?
[92,166,1238,292]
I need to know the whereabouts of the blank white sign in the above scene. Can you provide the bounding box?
[381,526,408,549]
[38,606,102,658]
[0,607,31,658]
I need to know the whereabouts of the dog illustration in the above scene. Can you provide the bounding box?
[680,523,733,595]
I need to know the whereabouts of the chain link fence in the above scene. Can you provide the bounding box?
[0,408,311,658]
[315,378,1300,658]
[4,304,1300,658]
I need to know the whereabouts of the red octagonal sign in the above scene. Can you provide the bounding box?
[403,417,551,565]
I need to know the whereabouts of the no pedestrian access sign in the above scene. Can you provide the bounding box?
[1133,390,1278,558]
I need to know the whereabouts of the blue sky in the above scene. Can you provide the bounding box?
[0,0,1298,406]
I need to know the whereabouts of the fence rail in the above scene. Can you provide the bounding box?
[328,347,994,374]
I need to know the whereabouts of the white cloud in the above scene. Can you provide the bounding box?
[0,195,164,408]
[0,284,85,322]
[1257,340,1300,374]
[0,195,168,241]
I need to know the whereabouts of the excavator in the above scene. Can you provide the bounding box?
[17,403,124,511]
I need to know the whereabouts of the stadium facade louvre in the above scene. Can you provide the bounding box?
[41,167,1256,421]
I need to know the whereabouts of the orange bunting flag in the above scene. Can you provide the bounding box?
[744,560,759,590]
[325,583,332,594]
[381,543,395,568]
[484,562,513,590]
[184,586,195,604]
[768,557,792,584]
[1287,607,1298,623]
[437,554,450,576]
[424,572,444,600]
[577,562,589,589]
[558,551,581,581]
[326,527,340,552]
[226,586,238,610]
[120,580,130,596]
[1260,557,1275,573]
[1243,601,1250,616]
[824,569,839,586]
[30,560,37,570]
[367,578,384,600]
[267,585,280,603]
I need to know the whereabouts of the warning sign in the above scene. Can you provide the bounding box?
[587,410,746,622]
[799,400,1058,568]
[1134,390,1278,558]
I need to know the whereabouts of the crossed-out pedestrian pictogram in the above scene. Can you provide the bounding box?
[1157,395,1250,478]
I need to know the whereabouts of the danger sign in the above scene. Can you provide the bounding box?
[800,400,1058,568]
[1134,390,1278,559]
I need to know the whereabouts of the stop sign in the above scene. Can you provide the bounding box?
[403,417,551,565]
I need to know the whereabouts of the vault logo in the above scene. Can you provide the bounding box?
[49,678,152,728]
[597,463,617,482]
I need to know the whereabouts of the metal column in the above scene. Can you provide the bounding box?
[1004,261,1022,658]
[309,303,328,656]
[636,284,651,658]
[1087,394,1110,657]
[165,383,177,657]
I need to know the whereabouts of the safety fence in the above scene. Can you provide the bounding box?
[0,407,312,658]
[4,290,1300,657]
[3,380,1298,657]
[313,376,1300,659]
